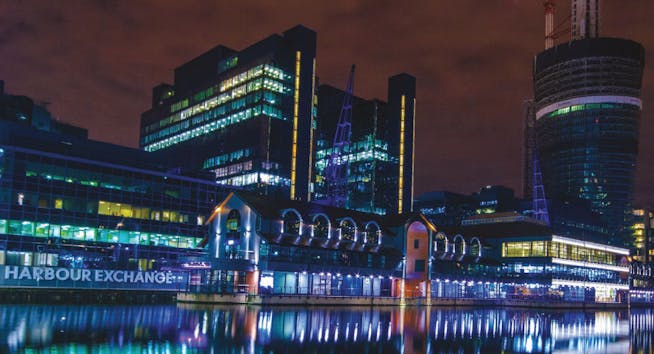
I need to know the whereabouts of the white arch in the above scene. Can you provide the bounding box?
[339,217,358,242]
[433,232,449,256]
[364,221,382,244]
[281,208,303,236]
[469,237,482,258]
[453,234,466,257]
[311,213,332,239]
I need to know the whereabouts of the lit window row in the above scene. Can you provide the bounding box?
[143,77,283,139]
[97,201,193,224]
[0,219,200,248]
[203,148,254,169]
[502,240,618,266]
[145,65,291,135]
[546,103,626,118]
[145,106,258,151]
[314,149,390,170]
[144,99,288,150]
[216,172,290,187]
[211,160,253,178]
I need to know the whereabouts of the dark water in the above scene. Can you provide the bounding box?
[0,303,652,353]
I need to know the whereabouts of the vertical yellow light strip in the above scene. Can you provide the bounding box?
[307,57,317,201]
[411,97,416,212]
[398,95,406,213]
[290,51,301,200]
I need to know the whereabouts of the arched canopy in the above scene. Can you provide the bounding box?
[281,208,303,235]
[311,213,331,239]
[433,232,449,255]
[339,217,357,242]
[469,237,482,258]
[364,221,381,245]
[453,234,466,256]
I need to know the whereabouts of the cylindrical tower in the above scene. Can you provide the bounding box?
[533,37,645,245]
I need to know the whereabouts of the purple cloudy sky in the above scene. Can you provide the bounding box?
[1,0,652,206]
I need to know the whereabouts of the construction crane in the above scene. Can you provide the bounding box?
[323,65,356,208]
[532,150,550,225]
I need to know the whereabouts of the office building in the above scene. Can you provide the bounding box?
[313,74,416,214]
[531,0,645,245]
[0,115,229,282]
[140,26,317,201]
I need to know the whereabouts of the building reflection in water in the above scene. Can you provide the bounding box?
[0,304,651,353]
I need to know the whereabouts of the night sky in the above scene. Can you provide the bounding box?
[1,1,652,207]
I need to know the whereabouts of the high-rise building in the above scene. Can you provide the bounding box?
[314,74,415,214]
[531,1,645,245]
[140,26,317,201]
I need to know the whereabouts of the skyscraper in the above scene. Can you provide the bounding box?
[313,74,415,214]
[140,26,316,201]
[531,1,645,245]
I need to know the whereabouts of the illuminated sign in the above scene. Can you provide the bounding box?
[0,265,188,291]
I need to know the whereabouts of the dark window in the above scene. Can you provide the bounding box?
[415,260,425,272]
[414,239,419,249]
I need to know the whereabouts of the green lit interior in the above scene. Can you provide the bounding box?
[0,219,200,248]
[546,103,622,118]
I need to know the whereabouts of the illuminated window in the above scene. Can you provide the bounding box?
[226,210,241,232]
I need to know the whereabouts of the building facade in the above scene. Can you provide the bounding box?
[140,26,317,201]
[313,74,416,215]
[631,208,654,264]
[0,119,230,291]
[532,37,645,245]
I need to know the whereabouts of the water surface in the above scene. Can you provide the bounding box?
[0,303,652,353]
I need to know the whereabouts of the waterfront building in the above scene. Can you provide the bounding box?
[203,191,403,295]
[460,212,630,303]
[531,1,646,245]
[140,26,316,201]
[0,118,229,283]
[202,191,447,297]
[313,74,416,214]
[198,192,632,304]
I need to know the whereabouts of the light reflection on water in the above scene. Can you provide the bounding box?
[0,304,651,353]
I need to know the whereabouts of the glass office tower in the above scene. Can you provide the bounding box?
[533,38,645,245]
[313,74,415,214]
[140,26,316,201]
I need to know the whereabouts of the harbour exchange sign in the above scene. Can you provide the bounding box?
[0,265,189,291]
